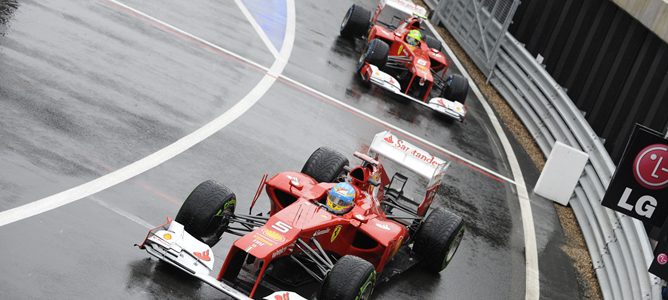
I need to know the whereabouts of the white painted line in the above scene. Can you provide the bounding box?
[424,20,540,300]
[0,0,296,227]
[92,197,154,229]
[234,0,280,59]
[278,74,516,184]
[105,0,512,185]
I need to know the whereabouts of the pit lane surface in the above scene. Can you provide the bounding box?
[0,0,573,299]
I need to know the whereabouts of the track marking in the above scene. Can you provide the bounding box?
[277,75,515,184]
[424,20,540,300]
[0,0,296,227]
[101,0,511,185]
[234,0,280,58]
[0,1,513,233]
[104,0,268,71]
[106,2,513,185]
[103,1,511,183]
[92,197,154,229]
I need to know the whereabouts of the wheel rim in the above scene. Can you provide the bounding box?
[356,50,367,73]
[357,40,375,72]
[357,272,376,300]
[201,198,235,245]
[442,227,465,269]
[341,8,352,32]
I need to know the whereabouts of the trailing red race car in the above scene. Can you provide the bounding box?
[340,0,470,121]
[137,131,465,300]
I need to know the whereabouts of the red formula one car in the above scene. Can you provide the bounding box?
[340,0,470,121]
[137,131,465,300]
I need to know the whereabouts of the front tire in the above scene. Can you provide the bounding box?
[340,4,371,39]
[441,74,469,104]
[413,207,465,273]
[175,180,236,247]
[357,39,389,72]
[319,255,376,300]
[301,147,349,183]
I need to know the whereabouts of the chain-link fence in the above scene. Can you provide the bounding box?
[431,0,519,78]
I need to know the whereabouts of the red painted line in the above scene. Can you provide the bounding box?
[103,0,506,184]
[277,77,506,184]
[93,159,181,206]
[102,0,268,73]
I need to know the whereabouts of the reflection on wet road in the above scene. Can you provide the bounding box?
[0,0,550,299]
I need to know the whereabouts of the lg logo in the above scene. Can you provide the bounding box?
[617,144,668,219]
[633,144,668,190]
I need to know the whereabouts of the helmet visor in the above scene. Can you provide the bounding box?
[328,193,349,210]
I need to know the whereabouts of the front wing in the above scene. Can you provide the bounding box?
[136,220,304,300]
[360,63,466,122]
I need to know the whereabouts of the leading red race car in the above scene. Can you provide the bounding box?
[137,131,465,300]
[340,0,470,121]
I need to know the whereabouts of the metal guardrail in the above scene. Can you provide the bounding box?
[431,1,662,299]
[422,0,439,10]
[492,34,662,300]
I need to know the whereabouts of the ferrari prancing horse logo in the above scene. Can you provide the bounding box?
[330,225,343,243]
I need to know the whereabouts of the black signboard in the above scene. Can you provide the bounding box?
[601,125,668,227]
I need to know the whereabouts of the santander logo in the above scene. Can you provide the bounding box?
[383,134,440,166]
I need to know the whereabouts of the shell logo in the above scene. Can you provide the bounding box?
[262,228,286,242]
[162,233,172,241]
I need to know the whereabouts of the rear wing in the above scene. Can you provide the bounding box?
[368,131,449,181]
[380,0,428,19]
[368,131,449,216]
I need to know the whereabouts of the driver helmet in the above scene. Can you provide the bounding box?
[326,182,356,215]
[406,29,422,46]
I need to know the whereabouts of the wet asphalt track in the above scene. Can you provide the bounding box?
[0,0,581,299]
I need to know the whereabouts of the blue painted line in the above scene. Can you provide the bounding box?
[241,0,286,51]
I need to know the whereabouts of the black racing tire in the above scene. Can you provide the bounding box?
[424,34,442,51]
[413,207,465,273]
[340,4,371,39]
[319,255,376,300]
[301,147,349,183]
[175,180,236,247]
[357,39,389,72]
[441,74,469,104]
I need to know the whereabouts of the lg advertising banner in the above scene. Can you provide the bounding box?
[601,125,668,227]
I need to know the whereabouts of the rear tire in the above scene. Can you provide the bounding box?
[301,147,349,183]
[441,74,469,104]
[340,4,371,39]
[175,180,236,247]
[319,255,376,300]
[413,207,465,273]
[357,39,389,72]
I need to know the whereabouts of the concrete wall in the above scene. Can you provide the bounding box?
[612,0,668,43]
